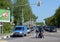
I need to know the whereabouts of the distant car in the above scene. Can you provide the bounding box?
[45,26,57,32]
[30,26,35,31]
[12,25,27,37]
[27,28,31,34]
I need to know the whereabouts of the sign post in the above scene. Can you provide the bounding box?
[0,9,10,34]
[0,22,2,34]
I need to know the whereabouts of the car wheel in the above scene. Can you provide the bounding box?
[24,34,27,36]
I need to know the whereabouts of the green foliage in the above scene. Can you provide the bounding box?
[2,23,13,34]
[45,16,55,26]
[36,22,44,26]
[54,7,60,26]
[45,6,60,26]
[12,0,37,23]
[0,0,11,9]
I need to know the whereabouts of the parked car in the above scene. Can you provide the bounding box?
[12,25,27,37]
[27,28,31,34]
[45,26,57,32]
[30,26,35,31]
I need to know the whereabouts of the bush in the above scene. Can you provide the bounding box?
[2,23,13,34]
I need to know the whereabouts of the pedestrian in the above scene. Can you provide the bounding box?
[35,28,39,38]
[38,27,44,38]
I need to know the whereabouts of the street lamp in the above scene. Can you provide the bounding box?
[37,0,42,6]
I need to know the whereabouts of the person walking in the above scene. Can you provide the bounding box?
[35,28,39,38]
[38,27,44,38]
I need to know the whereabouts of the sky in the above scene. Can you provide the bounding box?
[28,0,60,22]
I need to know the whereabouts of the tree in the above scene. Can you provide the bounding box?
[36,22,45,26]
[44,6,60,27]
[54,7,60,27]
[44,16,55,26]
[11,0,37,23]
[0,0,11,9]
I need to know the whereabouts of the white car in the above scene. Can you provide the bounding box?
[27,28,31,34]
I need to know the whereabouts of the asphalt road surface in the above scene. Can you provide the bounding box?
[0,29,60,42]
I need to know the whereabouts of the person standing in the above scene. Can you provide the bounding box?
[38,27,44,38]
[35,28,39,38]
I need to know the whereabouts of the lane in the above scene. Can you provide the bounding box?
[1,29,60,42]
[44,30,60,38]
[6,31,60,42]
[0,40,7,42]
[7,34,60,42]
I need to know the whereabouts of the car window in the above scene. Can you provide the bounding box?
[15,27,24,30]
[27,28,29,29]
[50,26,56,29]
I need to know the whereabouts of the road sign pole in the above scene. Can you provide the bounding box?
[0,26,1,35]
[0,22,3,35]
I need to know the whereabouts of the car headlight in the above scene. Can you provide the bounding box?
[20,32,23,34]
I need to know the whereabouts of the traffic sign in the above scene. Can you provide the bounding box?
[11,16,14,19]
[0,9,10,22]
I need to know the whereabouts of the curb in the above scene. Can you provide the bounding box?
[0,35,10,39]
[0,33,13,39]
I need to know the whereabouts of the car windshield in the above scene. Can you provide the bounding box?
[15,27,24,30]
[50,26,55,29]
[27,28,29,29]
[46,26,56,29]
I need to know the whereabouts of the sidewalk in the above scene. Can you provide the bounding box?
[0,40,7,42]
[0,33,12,39]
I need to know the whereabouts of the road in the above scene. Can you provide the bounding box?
[0,29,60,42]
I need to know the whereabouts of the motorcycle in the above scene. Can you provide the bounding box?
[38,32,43,38]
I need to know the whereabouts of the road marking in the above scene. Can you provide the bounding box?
[0,40,7,42]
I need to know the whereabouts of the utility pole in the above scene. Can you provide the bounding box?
[22,8,24,25]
